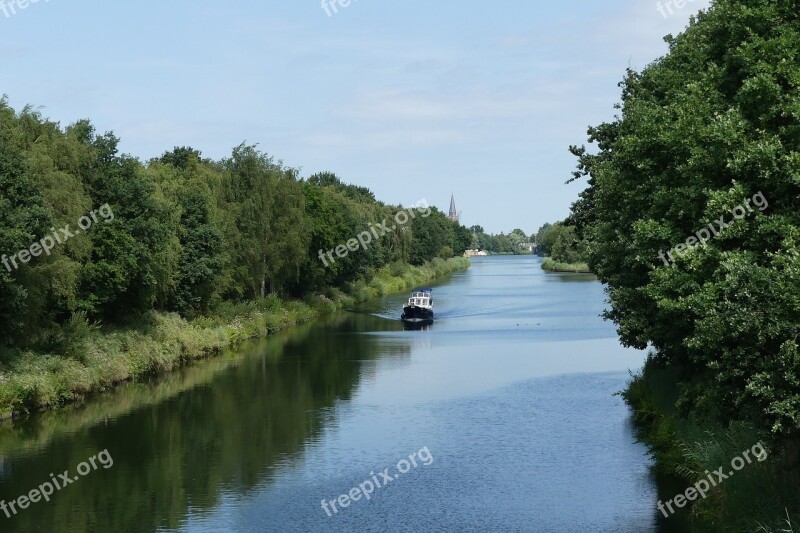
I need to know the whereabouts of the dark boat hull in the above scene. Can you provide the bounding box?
[401,306,434,322]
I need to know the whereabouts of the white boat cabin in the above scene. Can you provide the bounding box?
[407,291,432,308]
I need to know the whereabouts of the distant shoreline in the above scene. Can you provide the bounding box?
[541,258,592,274]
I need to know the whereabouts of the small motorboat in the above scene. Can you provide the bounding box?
[401,288,434,324]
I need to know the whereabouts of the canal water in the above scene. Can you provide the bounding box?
[0,256,677,532]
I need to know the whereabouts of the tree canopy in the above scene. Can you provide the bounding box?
[566,0,800,437]
[0,98,472,352]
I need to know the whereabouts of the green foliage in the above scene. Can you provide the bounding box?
[0,98,473,416]
[0,100,470,352]
[537,222,588,264]
[469,226,534,255]
[534,223,553,256]
[39,311,98,362]
[566,1,800,527]
[220,144,306,298]
[0,137,53,344]
[409,207,470,264]
[541,258,591,273]
[172,183,226,317]
[622,359,800,531]
[620,359,693,475]
[0,257,468,416]
[568,0,800,437]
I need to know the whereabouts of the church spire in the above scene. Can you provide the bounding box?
[448,194,459,222]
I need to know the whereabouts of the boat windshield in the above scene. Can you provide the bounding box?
[408,293,431,306]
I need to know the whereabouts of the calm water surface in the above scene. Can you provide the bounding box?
[0,256,684,532]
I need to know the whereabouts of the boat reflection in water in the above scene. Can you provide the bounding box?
[402,320,433,331]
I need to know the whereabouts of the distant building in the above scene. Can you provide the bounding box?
[448,194,460,223]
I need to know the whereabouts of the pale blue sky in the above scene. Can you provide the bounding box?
[1,0,708,233]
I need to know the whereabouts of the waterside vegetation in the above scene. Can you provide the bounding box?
[0,98,471,417]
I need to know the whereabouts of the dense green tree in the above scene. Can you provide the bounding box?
[159,146,202,170]
[451,223,472,256]
[0,141,53,344]
[534,223,552,256]
[409,208,454,265]
[78,139,179,319]
[537,222,587,263]
[297,180,352,290]
[222,145,307,298]
[171,185,225,316]
[566,0,800,436]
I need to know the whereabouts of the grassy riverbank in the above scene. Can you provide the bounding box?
[622,358,800,531]
[0,257,469,418]
[541,258,592,274]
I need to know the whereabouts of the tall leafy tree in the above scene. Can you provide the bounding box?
[78,135,179,319]
[567,0,800,436]
[0,141,52,344]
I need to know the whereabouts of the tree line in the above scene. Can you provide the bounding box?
[0,99,471,355]
[468,226,532,254]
